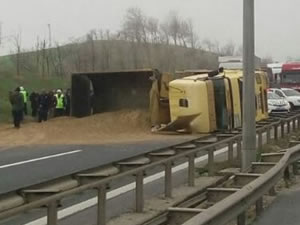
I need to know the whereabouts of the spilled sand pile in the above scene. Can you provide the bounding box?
[0,110,168,147]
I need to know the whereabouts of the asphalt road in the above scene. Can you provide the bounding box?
[1,142,229,225]
[0,135,198,194]
[253,182,300,225]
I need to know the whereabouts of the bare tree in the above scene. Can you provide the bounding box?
[99,29,112,71]
[178,20,189,47]
[159,23,170,45]
[220,40,236,56]
[41,40,47,77]
[54,42,64,77]
[167,11,181,46]
[86,30,96,71]
[122,7,151,68]
[261,56,273,66]
[203,39,219,53]
[169,13,179,45]
[146,17,159,44]
[69,38,85,72]
[122,7,147,43]
[186,19,199,49]
[11,30,22,77]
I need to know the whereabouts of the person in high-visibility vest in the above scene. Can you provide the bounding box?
[20,86,29,116]
[54,89,65,117]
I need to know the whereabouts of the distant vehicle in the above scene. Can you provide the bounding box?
[267,91,290,114]
[269,88,300,109]
[218,56,261,70]
[280,62,300,91]
[267,63,282,87]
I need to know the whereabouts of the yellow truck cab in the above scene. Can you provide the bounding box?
[169,74,217,133]
[169,71,235,133]
[168,69,269,133]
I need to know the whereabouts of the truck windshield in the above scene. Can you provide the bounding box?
[281,72,300,83]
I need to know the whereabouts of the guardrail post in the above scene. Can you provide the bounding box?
[274,124,278,141]
[269,186,276,196]
[293,118,296,131]
[136,171,144,213]
[237,212,246,225]
[97,185,107,225]
[281,120,285,138]
[256,197,263,216]
[47,201,58,225]
[165,161,172,198]
[266,126,271,144]
[188,154,195,187]
[287,119,291,134]
[228,141,234,164]
[237,138,242,165]
[293,163,299,175]
[208,148,215,176]
[258,130,263,150]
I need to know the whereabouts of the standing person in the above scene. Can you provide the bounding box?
[65,89,71,116]
[54,89,65,117]
[29,91,39,117]
[47,90,56,118]
[9,87,24,128]
[20,86,29,116]
[38,90,50,123]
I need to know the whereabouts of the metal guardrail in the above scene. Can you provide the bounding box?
[0,113,299,225]
[182,142,300,225]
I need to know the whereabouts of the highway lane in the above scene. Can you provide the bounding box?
[0,135,199,194]
[253,181,300,225]
[0,126,275,225]
[1,142,230,225]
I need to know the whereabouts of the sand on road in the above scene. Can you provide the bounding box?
[0,110,185,147]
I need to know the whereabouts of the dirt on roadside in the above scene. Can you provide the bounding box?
[0,110,175,147]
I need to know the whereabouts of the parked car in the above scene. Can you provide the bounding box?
[269,88,300,109]
[267,91,290,114]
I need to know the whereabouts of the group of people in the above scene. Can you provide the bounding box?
[9,87,71,128]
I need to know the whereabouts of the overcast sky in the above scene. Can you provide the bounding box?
[0,0,299,61]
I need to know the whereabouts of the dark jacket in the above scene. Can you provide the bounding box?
[30,92,40,108]
[9,91,24,111]
[38,93,51,111]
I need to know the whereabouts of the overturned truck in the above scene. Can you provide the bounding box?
[71,69,171,127]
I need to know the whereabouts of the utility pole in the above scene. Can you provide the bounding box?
[48,24,52,48]
[242,0,256,171]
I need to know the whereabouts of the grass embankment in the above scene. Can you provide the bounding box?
[0,56,69,123]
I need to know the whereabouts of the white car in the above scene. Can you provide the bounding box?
[267,91,290,114]
[269,88,300,109]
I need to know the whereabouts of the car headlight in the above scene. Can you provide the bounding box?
[268,103,273,106]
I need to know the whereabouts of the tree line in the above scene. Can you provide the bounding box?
[0,7,247,78]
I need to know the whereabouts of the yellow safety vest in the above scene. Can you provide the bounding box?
[20,90,28,103]
[55,94,64,109]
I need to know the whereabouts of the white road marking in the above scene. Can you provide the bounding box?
[24,147,228,225]
[0,150,82,169]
